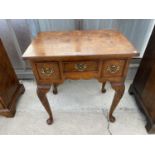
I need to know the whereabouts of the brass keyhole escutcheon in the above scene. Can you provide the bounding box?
[75,63,87,72]
[41,67,54,76]
[107,64,120,74]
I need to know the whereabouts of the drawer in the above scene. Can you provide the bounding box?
[102,60,126,77]
[63,61,99,73]
[35,62,61,81]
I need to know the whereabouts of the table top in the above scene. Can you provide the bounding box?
[23,30,137,59]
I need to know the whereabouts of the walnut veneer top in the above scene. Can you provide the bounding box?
[23,30,137,59]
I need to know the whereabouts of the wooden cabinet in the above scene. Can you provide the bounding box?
[129,26,155,133]
[0,39,25,117]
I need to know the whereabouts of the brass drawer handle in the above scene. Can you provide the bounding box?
[107,65,120,74]
[41,67,54,76]
[75,63,87,72]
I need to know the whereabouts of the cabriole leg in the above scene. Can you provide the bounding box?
[109,82,125,122]
[101,82,106,93]
[53,84,58,95]
[37,85,53,125]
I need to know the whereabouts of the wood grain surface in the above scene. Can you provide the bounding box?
[23,30,137,59]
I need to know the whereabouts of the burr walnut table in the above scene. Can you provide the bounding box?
[23,30,137,125]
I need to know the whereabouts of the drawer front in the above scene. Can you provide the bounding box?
[102,60,126,77]
[63,61,99,73]
[35,62,61,81]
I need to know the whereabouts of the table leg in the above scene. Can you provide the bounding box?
[109,82,125,122]
[101,82,106,93]
[37,85,53,125]
[53,84,58,95]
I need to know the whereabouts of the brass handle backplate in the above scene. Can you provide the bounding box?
[107,65,120,74]
[75,63,87,72]
[41,67,54,76]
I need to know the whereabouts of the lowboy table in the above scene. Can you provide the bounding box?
[23,30,137,125]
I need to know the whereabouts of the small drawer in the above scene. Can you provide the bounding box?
[35,62,61,81]
[63,61,99,73]
[102,60,125,77]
